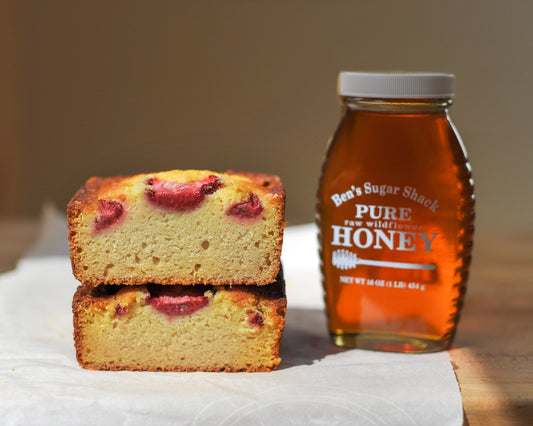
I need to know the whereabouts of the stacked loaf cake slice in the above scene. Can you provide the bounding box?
[68,169,287,372]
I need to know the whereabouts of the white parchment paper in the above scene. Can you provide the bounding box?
[0,207,463,425]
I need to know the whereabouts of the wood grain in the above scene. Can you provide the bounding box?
[451,232,533,425]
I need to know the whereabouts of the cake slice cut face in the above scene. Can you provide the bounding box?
[68,170,286,286]
[72,274,287,372]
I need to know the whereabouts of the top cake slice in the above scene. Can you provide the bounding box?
[68,169,286,286]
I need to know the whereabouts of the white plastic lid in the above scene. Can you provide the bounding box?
[338,72,455,98]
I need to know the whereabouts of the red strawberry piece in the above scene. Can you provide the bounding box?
[115,304,128,318]
[226,192,264,220]
[95,199,125,231]
[145,175,222,211]
[146,285,209,317]
[248,312,264,327]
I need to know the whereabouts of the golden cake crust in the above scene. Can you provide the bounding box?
[67,172,285,222]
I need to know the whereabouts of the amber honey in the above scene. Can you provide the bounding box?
[317,73,475,353]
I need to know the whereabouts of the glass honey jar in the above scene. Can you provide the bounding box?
[317,72,475,353]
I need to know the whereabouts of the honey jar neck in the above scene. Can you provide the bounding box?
[341,96,453,114]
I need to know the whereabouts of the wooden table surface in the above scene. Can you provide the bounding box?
[0,218,532,425]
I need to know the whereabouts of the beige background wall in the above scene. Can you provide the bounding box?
[2,1,532,237]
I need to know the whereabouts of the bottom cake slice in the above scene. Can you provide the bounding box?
[73,274,286,372]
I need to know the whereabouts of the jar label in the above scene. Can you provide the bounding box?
[326,181,441,291]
